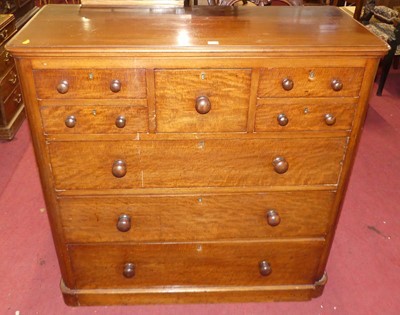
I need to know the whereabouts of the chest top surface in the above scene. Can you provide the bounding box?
[6,4,387,56]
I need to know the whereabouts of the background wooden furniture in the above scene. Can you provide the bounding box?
[6,5,387,305]
[0,0,38,140]
[0,14,22,140]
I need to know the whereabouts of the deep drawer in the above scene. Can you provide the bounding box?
[48,138,347,190]
[155,69,251,132]
[258,67,364,98]
[2,85,22,122]
[59,191,335,243]
[33,69,146,99]
[255,98,356,132]
[68,240,325,289]
[40,104,148,134]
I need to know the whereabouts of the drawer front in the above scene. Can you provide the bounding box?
[255,98,356,132]
[33,69,146,99]
[258,67,364,97]
[155,69,251,132]
[68,240,325,288]
[0,46,14,77]
[1,67,19,103]
[48,138,346,190]
[60,191,335,243]
[2,85,22,122]
[0,20,16,47]
[40,104,148,134]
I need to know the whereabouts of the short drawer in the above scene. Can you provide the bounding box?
[48,138,346,190]
[0,19,16,47]
[1,67,19,103]
[0,46,14,77]
[255,98,356,132]
[33,69,146,99]
[59,191,335,243]
[68,240,325,289]
[155,69,251,132]
[40,104,148,134]
[2,85,22,122]
[258,67,364,97]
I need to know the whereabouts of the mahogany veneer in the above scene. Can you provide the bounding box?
[6,4,388,305]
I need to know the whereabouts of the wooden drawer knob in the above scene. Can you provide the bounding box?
[282,78,294,91]
[259,260,272,276]
[112,159,127,178]
[123,262,135,278]
[195,96,211,114]
[324,113,336,126]
[272,156,288,174]
[57,80,69,94]
[110,79,121,93]
[331,79,343,91]
[117,214,131,232]
[115,115,126,128]
[65,115,76,128]
[266,209,281,226]
[277,113,288,126]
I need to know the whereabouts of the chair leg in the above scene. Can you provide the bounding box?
[377,42,396,96]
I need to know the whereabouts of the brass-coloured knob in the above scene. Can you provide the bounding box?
[123,262,135,278]
[112,160,127,178]
[324,113,336,126]
[282,78,294,91]
[110,79,121,93]
[195,96,211,114]
[277,113,288,126]
[331,79,343,91]
[57,80,69,94]
[13,94,22,105]
[65,115,76,128]
[0,29,8,40]
[115,116,126,128]
[266,210,281,226]
[272,156,288,174]
[8,72,17,85]
[117,214,131,232]
[4,52,11,63]
[259,260,272,276]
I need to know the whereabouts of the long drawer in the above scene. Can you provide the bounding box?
[48,137,347,190]
[68,240,325,289]
[59,191,335,243]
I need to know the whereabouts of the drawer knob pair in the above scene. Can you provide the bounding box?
[123,262,135,278]
[195,96,211,114]
[112,160,127,178]
[259,260,272,276]
[272,156,288,174]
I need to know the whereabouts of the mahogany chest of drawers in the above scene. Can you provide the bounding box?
[6,4,387,305]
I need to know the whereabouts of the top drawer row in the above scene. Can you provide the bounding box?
[33,67,364,99]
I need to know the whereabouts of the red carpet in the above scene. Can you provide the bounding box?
[1,69,399,314]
